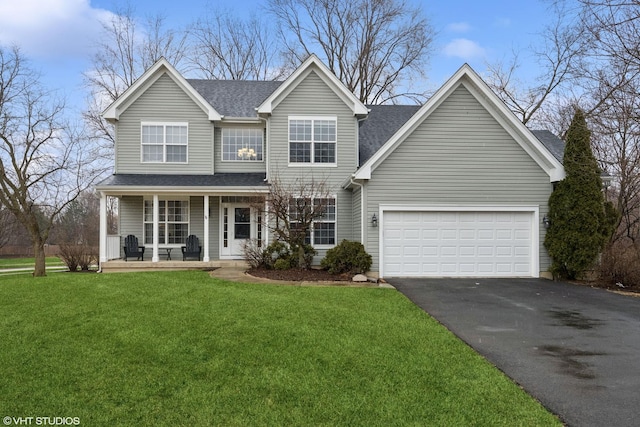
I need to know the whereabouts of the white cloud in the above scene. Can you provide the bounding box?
[442,38,487,60]
[0,0,114,59]
[447,22,472,33]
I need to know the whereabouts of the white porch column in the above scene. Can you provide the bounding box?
[99,192,108,266]
[152,194,159,262]
[203,195,210,262]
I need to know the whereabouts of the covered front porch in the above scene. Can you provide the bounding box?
[96,173,269,270]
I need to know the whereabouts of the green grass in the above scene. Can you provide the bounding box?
[0,271,560,426]
[0,256,64,269]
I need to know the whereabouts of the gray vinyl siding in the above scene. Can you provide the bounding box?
[119,196,144,258]
[268,69,357,259]
[352,186,362,243]
[115,73,214,174]
[214,125,267,173]
[365,84,553,273]
[189,196,204,248]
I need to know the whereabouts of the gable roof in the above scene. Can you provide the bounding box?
[256,54,369,117]
[187,80,283,118]
[102,58,222,122]
[359,105,421,166]
[353,64,566,182]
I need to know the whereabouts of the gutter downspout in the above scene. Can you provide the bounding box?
[349,177,365,244]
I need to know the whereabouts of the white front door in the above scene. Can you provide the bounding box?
[221,204,254,258]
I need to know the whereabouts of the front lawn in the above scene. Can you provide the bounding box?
[0,256,64,269]
[0,271,560,426]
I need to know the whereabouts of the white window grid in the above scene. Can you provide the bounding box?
[141,122,188,163]
[143,198,190,245]
[288,196,336,247]
[289,117,336,165]
[222,128,264,162]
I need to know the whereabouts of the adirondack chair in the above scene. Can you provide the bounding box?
[123,234,145,261]
[181,235,202,261]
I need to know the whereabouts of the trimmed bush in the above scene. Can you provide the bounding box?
[263,241,291,269]
[290,243,316,269]
[321,240,372,274]
[274,258,291,270]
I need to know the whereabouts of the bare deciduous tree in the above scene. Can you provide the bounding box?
[268,0,435,104]
[0,46,100,276]
[485,3,587,127]
[84,5,189,147]
[257,174,334,268]
[188,10,285,80]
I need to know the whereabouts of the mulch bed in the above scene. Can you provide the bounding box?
[248,267,352,282]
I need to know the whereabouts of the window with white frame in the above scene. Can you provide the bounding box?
[143,199,189,245]
[141,122,188,163]
[222,128,264,161]
[288,197,336,246]
[289,117,336,164]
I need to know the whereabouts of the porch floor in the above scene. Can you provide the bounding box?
[100,259,248,273]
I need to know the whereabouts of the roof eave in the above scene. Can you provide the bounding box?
[96,185,271,194]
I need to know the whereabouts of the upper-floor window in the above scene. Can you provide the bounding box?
[289,116,336,165]
[141,122,188,163]
[222,128,264,161]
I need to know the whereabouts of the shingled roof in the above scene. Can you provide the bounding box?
[358,105,421,166]
[530,129,565,162]
[187,80,283,118]
[96,173,268,189]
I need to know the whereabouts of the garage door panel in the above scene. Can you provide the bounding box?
[382,210,534,277]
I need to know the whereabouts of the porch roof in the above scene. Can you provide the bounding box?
[96,173,269,193]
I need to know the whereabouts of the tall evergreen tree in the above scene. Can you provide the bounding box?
[544,109,613,279]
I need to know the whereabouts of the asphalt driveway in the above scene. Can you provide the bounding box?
[389,278,640,427]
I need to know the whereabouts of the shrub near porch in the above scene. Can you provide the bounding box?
[0,271,560,426]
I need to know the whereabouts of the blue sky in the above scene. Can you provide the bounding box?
[0,0,552,112]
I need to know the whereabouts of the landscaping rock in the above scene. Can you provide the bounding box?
[352,274,368,282]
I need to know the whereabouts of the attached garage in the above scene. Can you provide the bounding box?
[381,208,539,278]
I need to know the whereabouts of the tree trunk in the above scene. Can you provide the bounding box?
[33,240,47,277]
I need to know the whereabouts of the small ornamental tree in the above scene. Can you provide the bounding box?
[544,109,615,279]
[256,175,332,269]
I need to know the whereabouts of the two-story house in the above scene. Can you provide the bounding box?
[96,55,565,278]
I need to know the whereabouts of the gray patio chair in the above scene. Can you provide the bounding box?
[123,234,145,261]
[181,235,202,261]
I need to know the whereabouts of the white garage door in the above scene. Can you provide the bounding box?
[382,211,534,277]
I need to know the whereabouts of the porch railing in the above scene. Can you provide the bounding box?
[106,235,121,260]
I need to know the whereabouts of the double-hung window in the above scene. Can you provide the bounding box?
[289,116,336,165]
[288,197,336,246]
[222,128,264,161]
[143,199,189,245]
[141,122,188,163]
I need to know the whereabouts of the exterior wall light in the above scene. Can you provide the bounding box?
[372,213,378,227]
[542,215,551,229]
